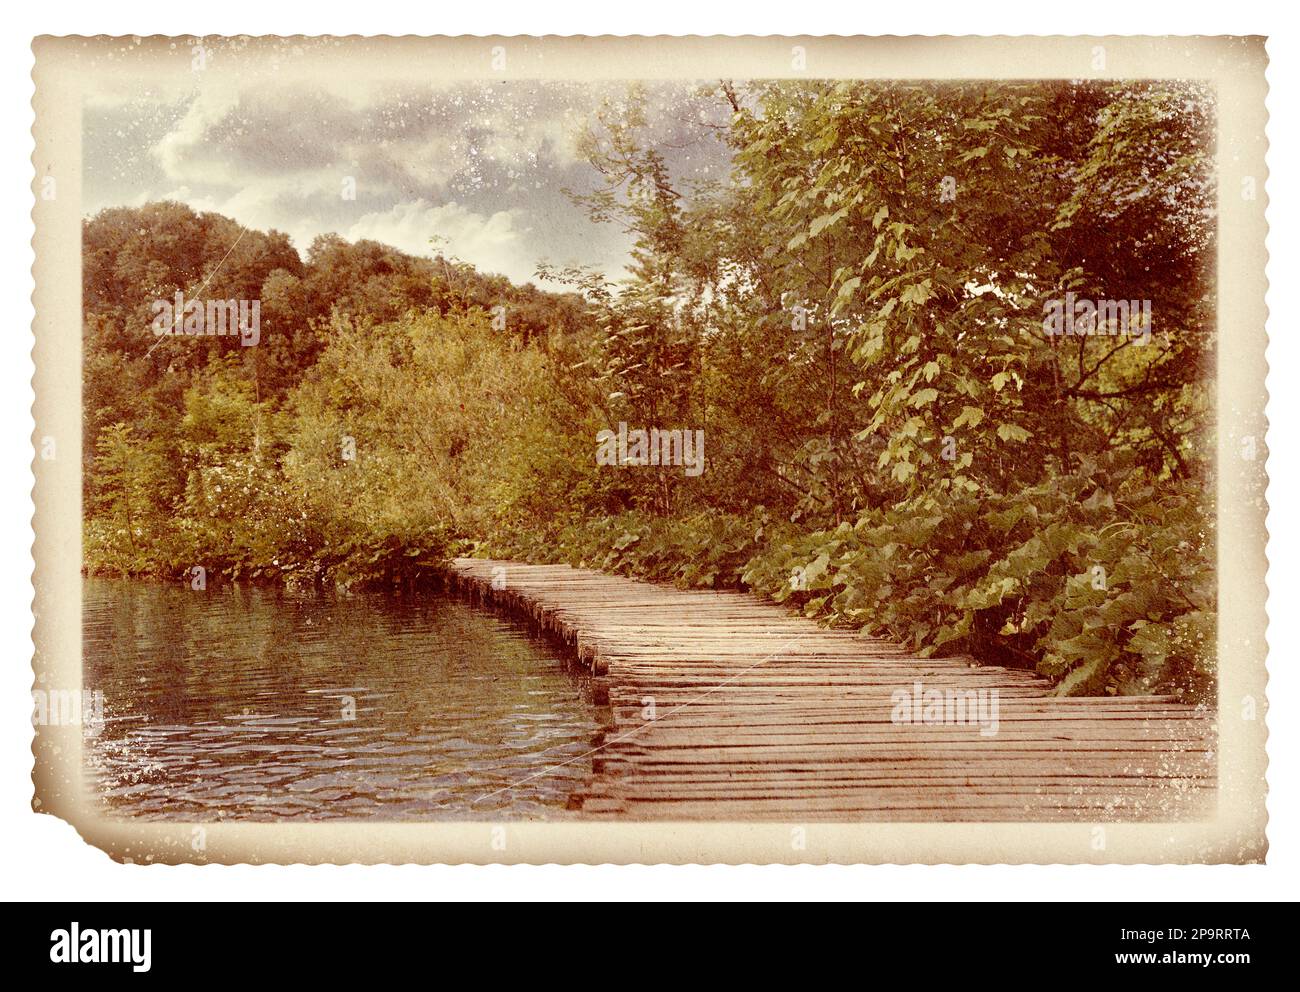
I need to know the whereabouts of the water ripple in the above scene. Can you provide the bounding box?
[83,578,603,821]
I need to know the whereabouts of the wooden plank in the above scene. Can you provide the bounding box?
[447,558,1217,822]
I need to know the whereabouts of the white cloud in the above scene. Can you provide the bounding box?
[345,199,532,282]
[153,88,244,184]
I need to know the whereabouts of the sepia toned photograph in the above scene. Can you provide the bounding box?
[29,34,1269,864]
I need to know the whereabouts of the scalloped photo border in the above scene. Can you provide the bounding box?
[30,34,1269,864]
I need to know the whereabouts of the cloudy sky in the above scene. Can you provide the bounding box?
[84,78,735,289]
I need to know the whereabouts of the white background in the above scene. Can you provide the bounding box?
[2,1,1293,901]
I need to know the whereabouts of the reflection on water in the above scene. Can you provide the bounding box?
[82,578,602,820]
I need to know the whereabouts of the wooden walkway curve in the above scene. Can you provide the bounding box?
[447,559,1216,821]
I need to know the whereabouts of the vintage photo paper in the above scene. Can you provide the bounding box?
[31,35,1268,863]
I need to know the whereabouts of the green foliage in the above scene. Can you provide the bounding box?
[485,508,771,590]
[84,423,174,575]
[82,206,593,588]
[738,454,1213,699]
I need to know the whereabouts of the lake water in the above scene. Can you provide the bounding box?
[82,578,603,820]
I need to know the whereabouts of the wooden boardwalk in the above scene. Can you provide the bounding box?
[447,559,1216,821]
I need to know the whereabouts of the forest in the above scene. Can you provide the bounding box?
[83,79,1216,700]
